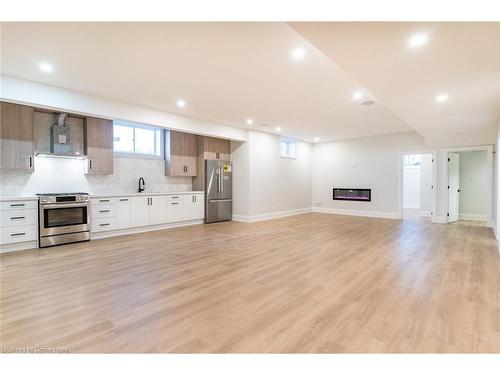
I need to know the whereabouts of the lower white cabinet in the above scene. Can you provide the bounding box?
[0,200,38,246]
[183,194,204,220]
[116,197,131,229]
[91,193,205,235]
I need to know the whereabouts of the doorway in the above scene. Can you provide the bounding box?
[447,150,488,226]
[402,152,435,221]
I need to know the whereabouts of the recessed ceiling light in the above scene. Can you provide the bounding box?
[291,47,306,60]
[275,127,281,132]
[246,118,254,125]
[39,62,53,73]
[408,33,428,48]
[176,99,186,108]
[314,137,320,142]
[353,91,363,100]
[435,93,449,103]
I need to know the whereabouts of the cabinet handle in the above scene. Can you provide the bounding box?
[99,210,110,213]
[10,216,26,220]
[171,196,179,199]
[99,223,110,227]
[10,232,26,237]
[171,202,179,205]
[89,159,93,170]
[28,156,32,168]
[10,203,25,207]
[119,198,129,201]
[99,199,110,203]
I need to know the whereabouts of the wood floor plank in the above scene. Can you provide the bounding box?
[1,213,499,353]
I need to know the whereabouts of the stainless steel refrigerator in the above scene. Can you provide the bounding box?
[205,159,232,223]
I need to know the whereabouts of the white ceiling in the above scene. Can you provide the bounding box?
[290,22,500,147]
[1,22,499,146]
[0,22,408,143]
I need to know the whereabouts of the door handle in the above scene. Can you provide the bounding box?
[28,156,32,168]
[89,160,93,170]
[10,216,26,220]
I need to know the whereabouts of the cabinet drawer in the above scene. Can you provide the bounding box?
[91,217,117,233]
[166,195,182,202]
[0,225,37,245]
[91,197,117,206]
[0,200,38,211]
[91,204,116,219]
[0,209,37,228]
[166,201,184,223]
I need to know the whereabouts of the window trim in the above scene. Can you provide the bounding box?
[113,121,164,159]
[279,137,297,159]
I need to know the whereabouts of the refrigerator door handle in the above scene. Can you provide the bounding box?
[221,167,224,195]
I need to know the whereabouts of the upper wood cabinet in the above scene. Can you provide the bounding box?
[85,117,113,174]
[164,130,198,177]
[201,136,230,160]
[0,102,34,172]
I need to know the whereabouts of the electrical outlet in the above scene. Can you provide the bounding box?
[314,202,322,207]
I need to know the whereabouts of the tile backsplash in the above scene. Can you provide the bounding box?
[0,155,193,196]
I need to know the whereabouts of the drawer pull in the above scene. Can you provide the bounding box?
[99,199,110,202]
[10,232,26,237]
[10,203,25,207]
[119,199,129,201]
[171,202,179,205]
[10,216,26,220]
[171,196,179,199]
[99,223,110,227]
[99,210,110,213]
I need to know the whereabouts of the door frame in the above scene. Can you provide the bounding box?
[443,145,493,227]
[398,150,438,221]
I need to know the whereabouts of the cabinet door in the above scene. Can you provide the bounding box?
[166,200,184,223]
[86,117,113,174]
[116,197,131,229]
[165,131,198,177]
[193,194,205,219]
[0,102,34,171]
[149,196,167,225]
[203,136,230,160]
[182,194,204,220]
[130,196,149,227]
[183,133,198,176]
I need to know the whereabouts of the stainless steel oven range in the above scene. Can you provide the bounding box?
[37,193,90,247]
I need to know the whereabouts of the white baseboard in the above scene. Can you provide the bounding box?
[419,210,432,217]
[312,206,400,219]
[91,219,204,240]
[459,213,487,222]
[0,240,38,254]
[403,204,420,209]
[232,208,312,223]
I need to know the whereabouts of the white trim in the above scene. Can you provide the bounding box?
[312,207,400,219]
[91,219,203,240]
[403,203,420,209]
[443,145,493,228]
[232,208,312,223]
[459,213,487,222]
[0,240,38,254]
[420,210,432,217]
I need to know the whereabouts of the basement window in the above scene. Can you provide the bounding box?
[280,138,296,159]
[113,121,162,158]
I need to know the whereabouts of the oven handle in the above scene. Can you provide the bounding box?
[41,202,90,209]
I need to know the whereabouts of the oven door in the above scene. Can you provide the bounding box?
[39,202,90,237]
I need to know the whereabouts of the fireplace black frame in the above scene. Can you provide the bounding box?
[332,188,371,202]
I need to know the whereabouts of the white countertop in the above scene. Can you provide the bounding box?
[0,191,204,201]
[90,191,204,198]
[0,196,38,202]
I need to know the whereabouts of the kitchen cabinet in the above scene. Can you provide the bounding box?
[0,199,37,246]
[116,197,131,229]
[0,102,34,172]
[183,194,204,220]
[166,195,184,223]
[165,130,198,177]
[85,117,113,174]
[130,196,167,227]
[193,136,231,191]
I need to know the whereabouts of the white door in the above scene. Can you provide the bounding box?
[193,194,204,220]
[116,197,131,229]
[130,196,149,227]
[182,194,195,221]
[448,152,460,223]
[149,195,167,225]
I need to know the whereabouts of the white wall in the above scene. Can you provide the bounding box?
[231,130,312,221]
[459,151,487,220]
[0,75,247,142]
[312,132,427,218]
[0,155,192,196]
[403,166,420,209]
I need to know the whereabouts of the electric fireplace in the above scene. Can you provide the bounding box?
[333,188,371,202]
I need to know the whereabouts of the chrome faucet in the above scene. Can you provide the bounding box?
[138,177,145,193]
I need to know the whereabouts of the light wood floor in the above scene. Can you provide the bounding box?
[1,213,499,353]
